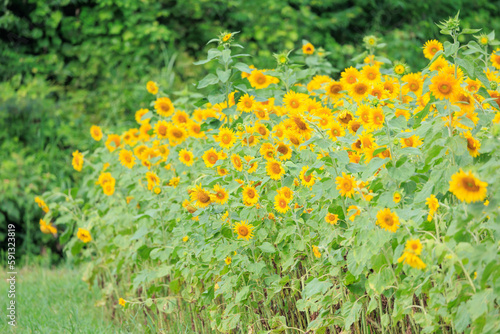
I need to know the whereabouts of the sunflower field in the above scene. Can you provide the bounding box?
[35,13,500,334]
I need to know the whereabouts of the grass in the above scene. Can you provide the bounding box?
[0,265,142,333]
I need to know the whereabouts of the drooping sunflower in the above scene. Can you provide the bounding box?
[154,97,175,117]
[90,125,103,141]
[216,127,237,149]
[154,120,169,139]
[72,150,84,172]
[233,221,254,241]
[376,208,400,232]
[266,159,285,180]
[274,194,290,214]
[299,166,316,187]
[287,112,312,138]
[35,196,49,213]
[312,245,321,258]
[231,154,243,171]
[135,108,150,125]
[429,72,460,100]
[119,150,135,169]
[211,184,229,205]
[202,148,221,168]
[77,228,92,243]
[325,213,339,225]
[39,219,57,235]
[423,40,443,60]
[244,156,259,173]
[397,251,426,269]
[490,48,500,69]
[237,93,256,112]
[242,185,259,206]
[190,184,212,208]
[449,169,488,203]
[463,131,480,157]
[335,172,356,198]
[254,122,270,138]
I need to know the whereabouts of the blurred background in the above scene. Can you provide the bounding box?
[1,0,500,265]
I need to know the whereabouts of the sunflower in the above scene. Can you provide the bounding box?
[312,245,321,258]
[216,127,237,149]
[254,107,270,120]
[145,171,160,190]
[463,131,480,157]
[426,194,439,221]
[340,67,360,85]
[370,107,385,130]
[237,93,256,112]
[254,123,270,138]
[285,130,303,148]
[266,159,285,180]
[242,185,259,206]
[119,150,135,169]
[105,134,121,152]
[272,124,286,139]
[449,169,488,203]
[202,148,220,168]
[283,90,306,113]
[248,70,275,89]
[337,110,354,128]
[429,72,460,100]
[299,166,316,187]
[327,121,345,141]
[287,112,312,138]
[398,251,426,269]
[358,131,375,149]
[423,40,443,60]
[231,154,243,171]
[146,81,158,94]
[393,192,402,204]
[211,184,229,205]
[277,186,294,201]
[393,64,406,75]
[169,176,180,188]
[325,80,344,101]
[90,125,103,141]
[325,213,339,225]
[244,156,259,173]
[167,125,187,146]
[233,221,255,241]
[154,97,175,117]
[361,65,381,83]
[72,150,84,172]
[302,42,315,55]
[356,104,372,129]
[400,130,423,148]
[335,172,356,198]
[35,197,49,213]
[190,184,212,208]
[39,219,57,235]
[154,120,169,139]
[187,121,204,138]
[349,81,369,101]
[217,166,228,176]
[77,228,92,243]
[491,48,500,69]
[275,141,292,161]
[429,56,449,72]
[274,194,290,214]
[259,143,275,160]
[402,73,423,97]
[376,208,400,232]
[241,128,260,147]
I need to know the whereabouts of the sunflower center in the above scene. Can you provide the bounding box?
[125,155,132,163]
[183,154,191,161]
[330,84,342,94]
[247,189,255,198]
[347,76,356,84]
[290,137,300,145]
[222,134,231,144]
[258,127,267,135]
[158,125,167,136]
[384,216,394,226]
[368,72,376,80]
[238,226,249,236]
[256,74,267,85]
[439,84,451,94]
[161,103,170,112]
[234,158,241,168]
[303,174,312,182]
[172,129,183,138]
[278,145,289,155]
[266,151,274,158]
[340,113,352,124]
[217,192,224,199]
[198,192,210,203]
[343,181,352,191]
[467,138,476,150]
[290,100,299,109]
[409,83,419,91]
[245,100,253,108]
[462,177,480,192]
[178,115,187,123]
[257,110,266,118]
[270,163,281,174]
[294,118,307,130]
[351,123,361,133]
[208,154,218,164]
[279,199,287,208]
[332,129,339,136]
[404,138,413,146]
[356,84,367,94]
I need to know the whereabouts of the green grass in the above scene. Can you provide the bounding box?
[0,266,141,333]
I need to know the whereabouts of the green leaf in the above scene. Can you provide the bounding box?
[259,242,276,253]
[461,28,482,35]
[302,278,332,299]
[197,73,219,89]
[216,68,231,83]
[342,301,362,330]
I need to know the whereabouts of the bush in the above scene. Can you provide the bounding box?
[42,14,500,333]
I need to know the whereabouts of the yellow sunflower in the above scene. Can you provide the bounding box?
[178,149,194,166]
[105,134,121,152]
[370,107,385,130]
[187,121,204,139]
[393,192,402,204]
[335,172,356,198]
[266,159,285,180]
[402,73,423,97]
[361,65,381,83]
[376,208,400,232]
[340,67,360,85]
[237,93,256,112]
[449,169,488,203]
[119,150,135,169]
[154,97,175,117]
[429,72,460,100]
[90,125,103,141]
[349,81,370,101]
[167,125,188,146]
[146,81,158,94]
[283,90,306,113]
[202,148,220,168]
[327,121,345,141]
[72,150,84,172]
[299,166,316,187]
[242,185,259,206]
[172,110,190,125]
[276,141,292,160]
[491,48,500,69]
[211,184,229,205]
[154,120,169,139]
[274,194,290,214]
[231,154,243,171]
[233,221,255,241]
[259,143,276,160]
[325,213,339,225]
[312,245,321,258]
[216,127,237,149]
[302,42,315,55]
[244,156,258,173]
[423,40,443,60]
[277,186,294,201]
[77,228,92,243]
[248,70,275,89]
[463,131,480,157]
[400,130,423,148]
[398,251,426,269]
[325,80,345,101]
[190,184,212,208]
